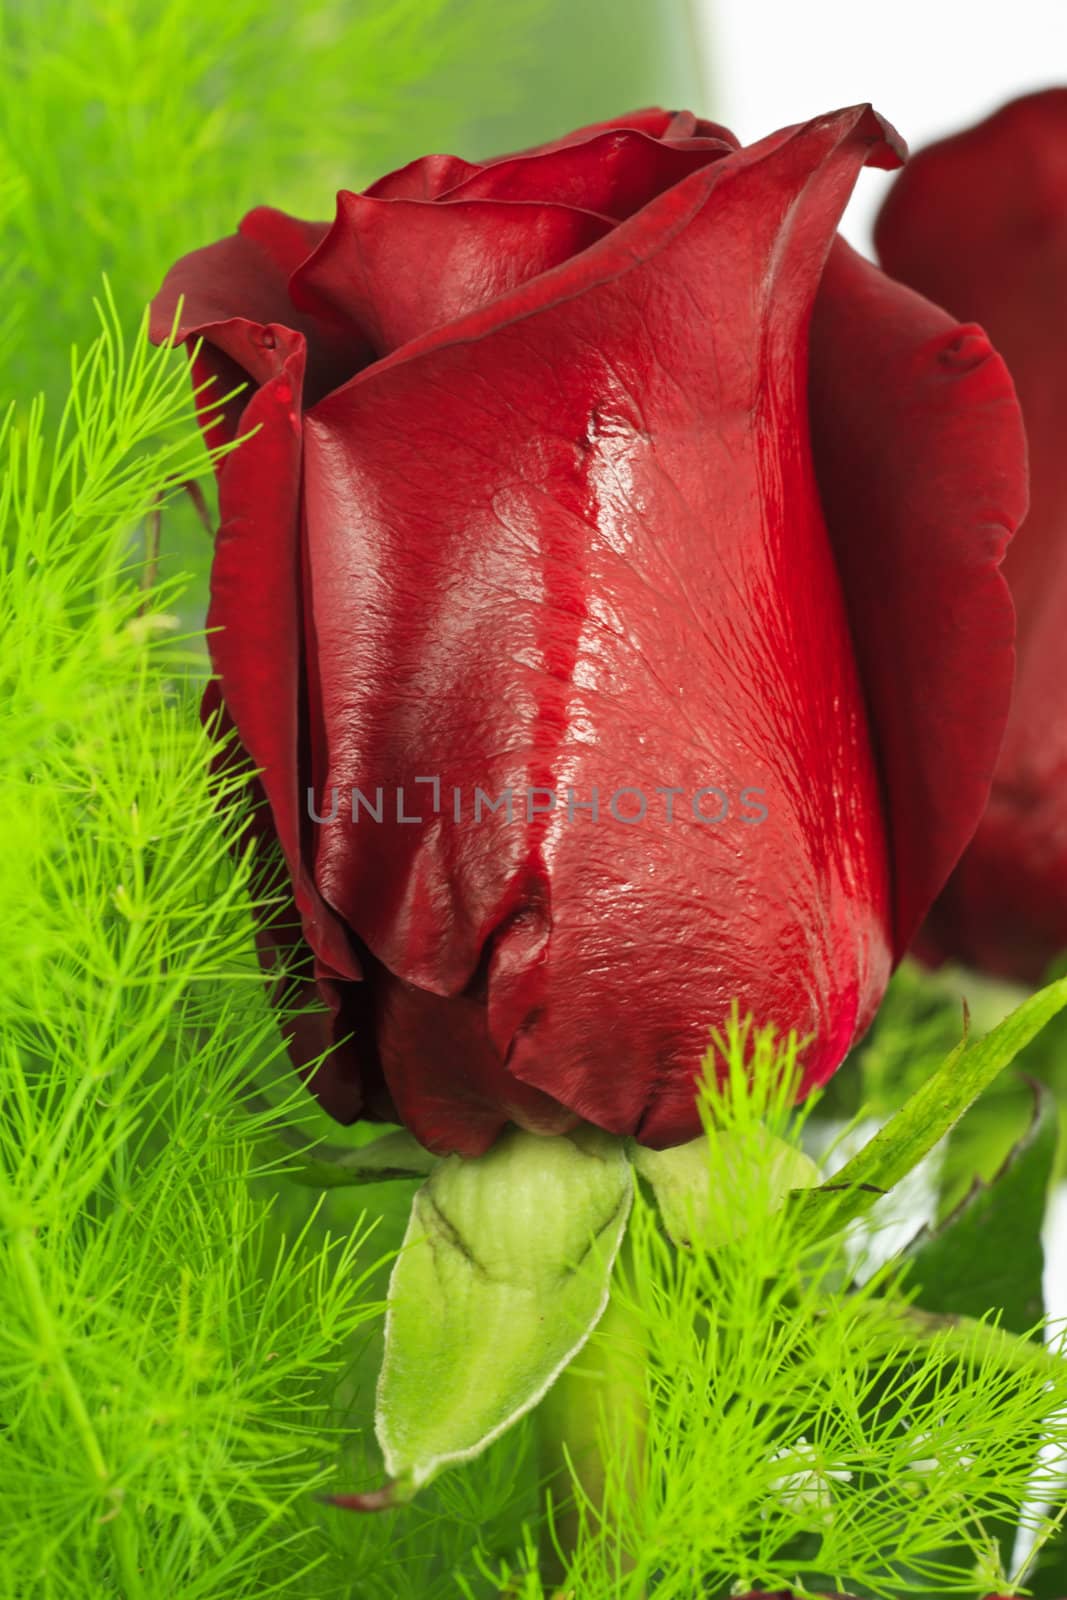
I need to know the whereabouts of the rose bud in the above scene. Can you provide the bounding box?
[151,106,1026,1155]
[876,90,1067,981]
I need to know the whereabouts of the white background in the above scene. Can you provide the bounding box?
[694,0,1067,253]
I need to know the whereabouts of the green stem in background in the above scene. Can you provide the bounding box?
[535,1239,647,1592]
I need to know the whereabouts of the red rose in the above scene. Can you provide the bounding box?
[152,106,1026,1155]
[876,89,1067,982]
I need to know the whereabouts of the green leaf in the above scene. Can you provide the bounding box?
[371,1126,632,1496]
[789,976,1067,1242]
[897,1082,1057,1586]
[904,1080,1056,1336]
[936,1077,1036,1215]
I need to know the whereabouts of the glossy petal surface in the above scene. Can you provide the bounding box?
[300,109,900,1150]
[150,101,1026,1152]
[290,195,614,357]
[876,91,1067,977]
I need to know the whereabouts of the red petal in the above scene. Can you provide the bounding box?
[150,206,368,417]
[809,239,1025,957]
[493,106,679,154]
[372,969,579,1157]
[152,220,380,1118]
[364,153,484,201]
[875,91,1067,979]
[202,338,361,982]
[666,111,739,145]
[441,126,729,220]
[199,682,373,1122]
[290,193,614,357]
[148,207,324,339]
[149,220,366,995]
[300,108,901,1151]
[480,105,738,163]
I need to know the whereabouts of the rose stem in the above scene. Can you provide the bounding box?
[534,1244,647,1594]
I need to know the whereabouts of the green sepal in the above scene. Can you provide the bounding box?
[374,1126,633,1492]
[280,1129,436,1188]
[632,1127,819,1247]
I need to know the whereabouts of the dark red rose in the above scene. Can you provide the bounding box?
[151,105,1026,1155]
[876,89,1067,982]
